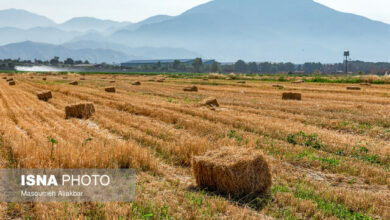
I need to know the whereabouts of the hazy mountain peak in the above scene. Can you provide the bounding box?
[0,8,55,29]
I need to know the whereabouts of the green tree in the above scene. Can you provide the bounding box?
[64,58,74,65]
[50,56,60,65]
[248,62,258,73]
[192,58,203,73]
[210,62,219,73]
[173,60,181,70]
[234,60,248,73]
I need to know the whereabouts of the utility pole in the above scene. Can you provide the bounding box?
[344,50,350,74]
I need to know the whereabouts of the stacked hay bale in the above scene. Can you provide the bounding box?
[65,103,95,119]
[132,81,141,86]
[69,81,78,85]
[282,92,302,100]
[347,87,361,90]
[183,86,198,92]
[192,146,272,196]
[105,87,116,93]
[37,91,52,101]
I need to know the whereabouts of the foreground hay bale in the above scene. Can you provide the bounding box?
[347,87,361,90]
[183,86,198,92]
[65,103,95,119]
[192,147,272,196]
[69,81,78,85]
[8,81,16,86]
[282,92,302,100]
[202,97,219,107]
[105,87,116,93]
[37,91,52,101]
[132,81,141,86]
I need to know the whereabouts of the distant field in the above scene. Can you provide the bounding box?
[0,72,389,219]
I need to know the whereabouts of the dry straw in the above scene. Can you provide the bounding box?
[282,92,302,100]
[65,103,95,119]
[105,87,116,93]
[183,86,198,92]
[192,146,272,196]
[37,91,52,101]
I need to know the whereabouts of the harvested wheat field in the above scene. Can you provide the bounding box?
[0,72,389,219]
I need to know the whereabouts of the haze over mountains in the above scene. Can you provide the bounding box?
[1,0,390,63]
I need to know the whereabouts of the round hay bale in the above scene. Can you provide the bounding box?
[69,81,78,85]
[105,87,116,93]
[183,86,198,92]
[132,81,141,86]
[42,77,47,81]
[347,87,361,90]
[192,147,272,196]
[237,81,246,84]
[65,103,95,119]
[37,91,52,101]
[109,81,116,83]
[282,92,302,100]
[8,81,16,86]
[2,76,6,80]
[156,79,165,83]
[202,97,219,107]
[80,78,86,80]
[6,78,13,82]
[360,83,371,86]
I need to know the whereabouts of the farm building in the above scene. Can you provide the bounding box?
[121,59,217,67]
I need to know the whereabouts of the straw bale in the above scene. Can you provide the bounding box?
[192,146,272,196]
[65,103,95,119]
[282,92,302,100]
[37,91,52,101]
[183,86,198,92]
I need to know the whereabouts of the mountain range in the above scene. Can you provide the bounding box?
[1,0,390,63]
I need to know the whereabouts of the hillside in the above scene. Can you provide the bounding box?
[110,0,390,62]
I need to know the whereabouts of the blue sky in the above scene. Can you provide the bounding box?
[0,0,389,24]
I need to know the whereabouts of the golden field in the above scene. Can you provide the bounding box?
[0,72,389,219]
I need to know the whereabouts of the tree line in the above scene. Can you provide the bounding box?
[1,57,390,74]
